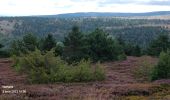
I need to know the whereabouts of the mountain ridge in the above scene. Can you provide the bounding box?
[39,11,170,18]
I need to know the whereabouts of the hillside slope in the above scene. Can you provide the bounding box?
[0,17,170,48]
[0,56,170,100]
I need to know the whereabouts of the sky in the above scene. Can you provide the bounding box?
[0,0,170,16]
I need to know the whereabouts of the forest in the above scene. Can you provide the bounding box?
[0,17,170,48]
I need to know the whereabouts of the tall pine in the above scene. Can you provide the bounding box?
[63,26,86,63]
[42,34,56,51]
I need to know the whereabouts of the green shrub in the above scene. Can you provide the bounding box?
[0,50,10,58]
[151,50,170,81]
[118,53,127,61]
[133,60,154,82]
[72,60,93,82]
[13,49,105,83]
[93,62,105,81]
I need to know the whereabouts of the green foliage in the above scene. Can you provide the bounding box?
[118,53,127,61]
[93,62,105,81]
[133,59,154,82]
[117,36,142,57]
[63,26,87,63]
[1,17,170,51]
[54,42,64,56]
[148,34,170,56]
[62,27,126,63]
[151,50,170,81]
[11,55,21,72]
[0,50,10,58]
[0,43,10,58]
[11,26,126,63]
[10,33,38,56]
[42,34,56,51]
[10,40,26,56]
[133,45,142,57]
[22,33,38,51]
[123,44,141,57]
[13,49,105,83]
[86,28,125,62]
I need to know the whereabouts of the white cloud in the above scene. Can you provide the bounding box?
[0,0,170,16]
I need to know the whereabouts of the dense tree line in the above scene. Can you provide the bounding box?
[112,26,169,48]
[0,17,170,49]
[10,25,170,57]
[147,34,170,56]
[10,26,126,63]
[9,26,170,60]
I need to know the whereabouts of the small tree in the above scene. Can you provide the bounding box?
[86,28,124,61]
[55,42,64,56]
[151,50,170,80]
[10,33,38,56]
[42,34,56,51]
[10,40,27,56]
[23,33,38,51]
[63,26,86,63]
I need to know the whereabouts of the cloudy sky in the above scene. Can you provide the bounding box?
[0,0,170,16]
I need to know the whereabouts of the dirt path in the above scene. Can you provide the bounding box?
[0,56,169,100]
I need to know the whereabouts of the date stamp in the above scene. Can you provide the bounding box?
[1,85,26,94]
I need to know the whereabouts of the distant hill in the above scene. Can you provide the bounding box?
[0,12,170,49]
[40,11,170,18]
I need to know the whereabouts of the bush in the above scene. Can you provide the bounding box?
[151,50,170,81]
[10,33,38,56]
[133,59,154,82]
[93,62,105,81]
[12,49,105,83]
[118,53,127,61]
[0,43,10,58]
[0,50,10,58]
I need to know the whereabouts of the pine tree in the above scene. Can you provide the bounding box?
[151,50,170,80]
[87,28,124,61]
[23,33,38,51]
[63,26,85,63]
[42,34,56,51]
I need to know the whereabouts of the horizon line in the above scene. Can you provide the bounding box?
[1,10,170,17]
